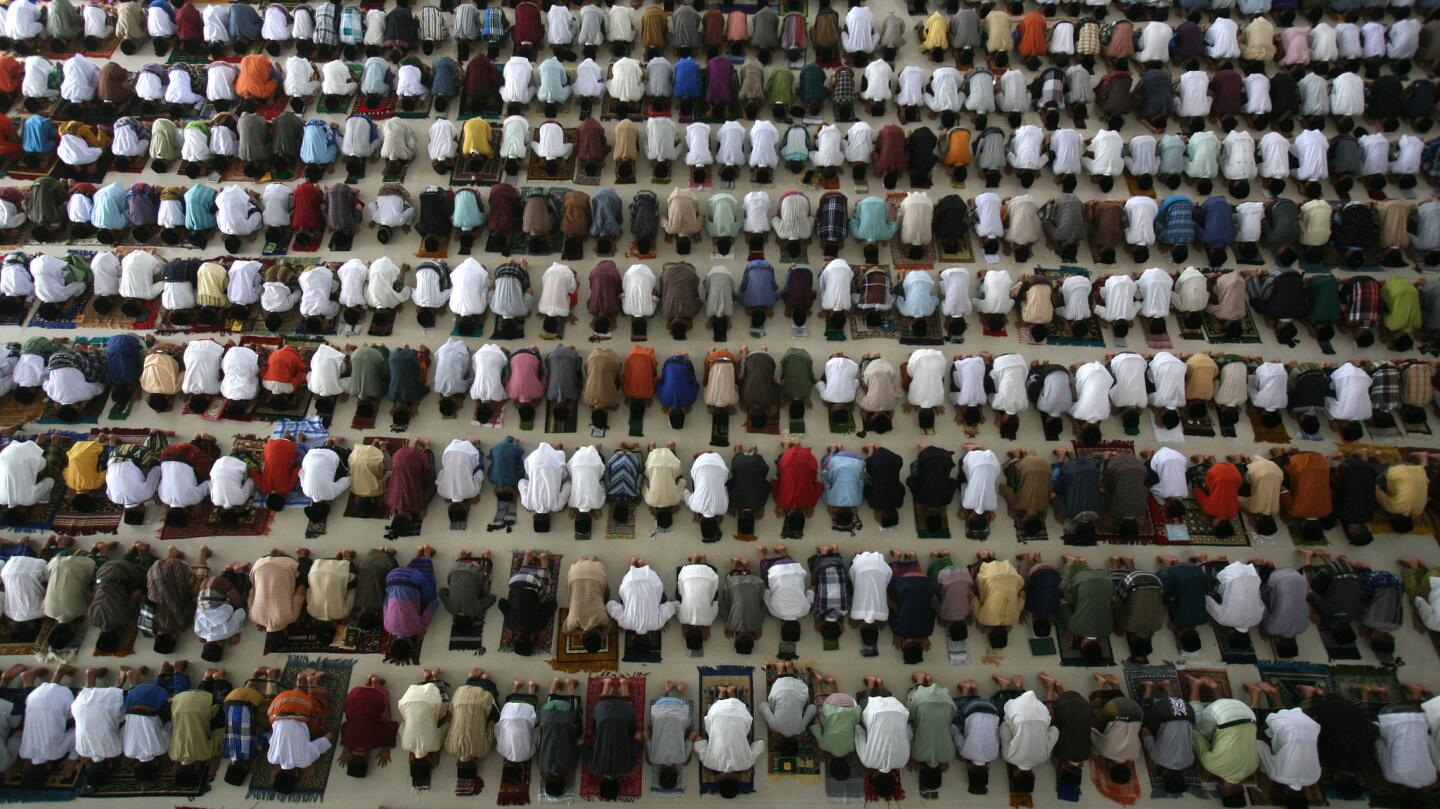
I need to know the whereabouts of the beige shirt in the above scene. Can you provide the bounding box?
[612,119,639,162]
[1241,456,1282,516]
[1240,18,1275,61]
[399,682,448,756]
[857,357,903,412]
[1184,353,1219,401]
[1020,282,1053,325]
[643,447,684,508]
[563,559,612,633]
[248,555,304,633]
[662,188,701,237]
[1207,272,1247,321]
[1299,200,1332,247]
[1006,195,1041,245]
[1377,199,1411,249]
[349,443,389,497]
[445,685,497,761]
[306,558,355,622]
[141,351,182,395]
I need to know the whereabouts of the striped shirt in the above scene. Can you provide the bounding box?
[605,450,641,500]
[314,2,338,45]
[481,7,508,43]
[451,3,480,39]
[418,5,447,41]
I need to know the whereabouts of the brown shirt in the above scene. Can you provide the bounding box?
[1086,200,1125,250]
[522,194,553,237]
[738,63,764,102]
[662,188,701,237]
[1000,453,1052,514]
[580,348,622,410]
[1184,353,1219,401]
[1207,272,1247,321]
[612,119,639,163]
[1020,280,1053,325]
[641,7,667,49]
[1377,199,1411,249]
[576,118,607,163]
[561,190,591,238]
[1279,452,1332,521]
[659,262,701,321]
[562,559,611,633]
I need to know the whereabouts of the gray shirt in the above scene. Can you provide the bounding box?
[441,559,496,617]
[751,8,779,50]
[1260,568,1309,638]
[722,574,765,633]
[590,697,638,777]
[647,698,693,765]
[1041,194,1085,244]
[761,677,816,737]
[702,268,735,318]
[669,6,701,49]
[544,345,583,402]
[537,699,583,775]
[1142,710,1196,772]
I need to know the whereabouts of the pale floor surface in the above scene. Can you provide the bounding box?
[5,0,1440,805]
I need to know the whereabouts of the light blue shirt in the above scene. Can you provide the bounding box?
[90,183,129,231]
[822,452,865,508]
[299,120,338,164]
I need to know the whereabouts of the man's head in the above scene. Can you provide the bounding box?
[684,626,704,650]
[985,314,1006,332]
[872,772,897,799]
[1080,424,1102,445]
[512,636,534,657]
[583,629,605,653]
[827,756,851,781]
[717,776,740,799]
[1118,518,1138,540]
[1161,409,1180,429]
[1298,414,1319,435]
[902,641,923,665]
[1177,628,1201,653]
[1080,639,1103,664]
[656,765,679,790]
[734,635,754,655]
[1121,410,1140,431]
[820,620,841,642]
[1108,762,1132,784]
[1112,319,1129,338]
[918,764,942,792]
[879,508,898,528]
[1255,515,1277,536]
[988,626,1009,648]
[201,641,225,663]
[1275,321,1297,344]
[265,492,287,512]
[1162,768,1186,794]
[274,769,299,794]
[386,636,414,663]
[860,623,880,647]
[96,629,122,653]
[598,777,621,801]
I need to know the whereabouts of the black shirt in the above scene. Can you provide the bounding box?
[907,447,957,507]
[728,453,771,511]
[863,448,907,511]
[1332,458,1377,525]
[1309,695,1376,772]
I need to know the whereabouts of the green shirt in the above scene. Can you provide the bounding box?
[1059,562,1114,639]
[779,348,815,401]
[907,685,957,766]
[1304,273,1339,324]
[809,700,860,757]
[349,344,390,400]
[765,67,796,106]
[1190,699,1258,784]
[1382,276,1422,333]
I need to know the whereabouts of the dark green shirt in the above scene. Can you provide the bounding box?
[1305,273,1339,324]
[779,348,814,401]
[349,345,390,400]
[387,347,427,403]
[1059,563,1114,639]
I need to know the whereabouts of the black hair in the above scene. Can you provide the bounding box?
[1074,521,1095,544]
[274,769,299,794]
[1391,515,1415,534]
[1161,409,1180,429]
[1178,628,1201,653]
[872,772,897,798]
[1214,520,1234,539]
[1029,324,1048,342]
[599,777,621,801]
[988,626,1009,648]
[734,636,754,654]
[1081,641,1103,664]
[1255,515,1277,535]
[685,627,704,650]
[820,621,841,641]
[1166,499,1186,519]
[919,765,942,791]
[1119,518,1138,539]
[265,493,287,511]
[827,757,851,781]
[902,643,923,665]
[1108,762,1132,784]
[1112,319,1129,338]
[1261,409,1282,428]
[1080,424,1101,445]
[1121,410,1140,430]
[583,630,604,653]
[1275,321,1297,343]
[657,766,679,790]
[1298,415,1320,434]
[1162,769,1186,794]
[860,624,880,646]
[717,777,740,799]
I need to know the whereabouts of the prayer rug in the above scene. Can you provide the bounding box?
[366,306,398,336]
[580,673,646,801]
[1255,662,1334,706]
[1015,516,1049,544]
[622,629,662,663]
[0,756,84,804]
[497,761,531,805]
[1212,624,1259,664]
[1090,757,1140,807]
[650,756,689,797]
[849,311,899,340]
[498,550,562,654]
[1316,623,1362,661]
[91,623,138,657]
[606,505,636,539]
[245,656,354,802]
[450,133,505,186]
[1203,311,1262,344]
[937,234,974,262]
[263,614,411,658]
[914,504,951,539]
[1161,500,1249,548]
[764,666,820,778]
[417,233,451,259]
[351,91,397,120]
[524,129,579,181]
[698,665,755,795]
[1182,408,1216,437]
[51,489,123,535]
[549,609,619,673]
[827,407,855,435]
[544,399,578,434]
[0,396,42,431]
[744,410,780,435]
[39,390,108,425]
[1248,407,1292,443]
[448,575,492,656]
[25,292,89,329]
[863,769,905,803]
[823,754,865,803]
[1058,633,1115,667]
[393,95,434,119]
[0,617,55,656]
[157,500,272,540]
[81,756,215,799]
[899,312,944,346]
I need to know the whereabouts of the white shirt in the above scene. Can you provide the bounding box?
[956,706,1001,767]
[1007,125,1044,170]
[106,459,159,509]
[940,267,972,318]
[960,449,1001,513]
[300,447,350,502]
[0,442,48,510]
[1377,712,1436,789]
[975,269,1014,315]
[1050,129,1081,175]
[501,57,535,103]
[1123,197,1157,246]
[305,344,347,398]
[848,551,891,623]
[1325,363,1372,421]
[645,116,680,161]
[532,122,572,161]
[622,264,657,318]
[0,555,45,621]
[534,262,574,318]
[860,60,893,102]
[606,564,677,634]
[809,124,842,168]
[905,349,947,409]
[762,559,811,621]
[1148,353,1186,411]
[1258,709,1322,790]
[841,6,876,53]
[336,259,367,308]
[684,122,712,167]
[676,563,720,626]
[120,250,163,300]
[856,696,910,771]
[1096,275,1138,322]
[365,257,412,309]
[684,453,729,518]
[208,455,253,509]
[817,356,860,404]
[566,445,605,512]
[844,122,876,163]
[469,344,508,402]
[1206,561,1264,632]
[19,683,75,765]
[1206,17,1239,58]
[1001,691,1056,770]
[716,121,747,166]
[1292,129,1329,182]
[1176,71,1211,118]
[1136,21,1171,62]
[607,57,642,102]
[219,345,260,401]
[72,687,124,762]
[742,191,772,235]
[91,252,120,297]
[44,367,104,407]
[519,442,570,514]
[1249,362,1288,412]
[989,353,1028,415]
[1108,353,1147,410]
[973,193,1002,239]
[817,259,853,312]
[436,440,484,502]
[748,120,778,168]
[695,698,764,773]
[1174,268,1208,313]
[1085,130,1124,177]
[267,717,333,770]
[431,339,470,398]
[1057,275,1092,320]
[449,258,490,317]
[1149,447,1189,501]
[495,701,538,763]
[1136,268,1174,318]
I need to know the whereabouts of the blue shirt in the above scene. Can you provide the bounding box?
[300,120,338,165]
[657,355,700,410]
[888,567,936,638]
[22,116,53,154]
[91,184,129,231]
[432,57,460,98]
[822,452,864,508]
[736,260,780,309]
[673,58,702,100]
[124,683,169,714]
[183,185,217,231]
[1197,196,1237,248]
[487,436,525,488]
[105,334,143,385]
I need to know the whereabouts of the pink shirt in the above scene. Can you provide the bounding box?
[505,350,546,403]
[1279,27,1311,65]
[726,11,747,40]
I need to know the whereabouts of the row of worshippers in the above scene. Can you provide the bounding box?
[0,658,342,797]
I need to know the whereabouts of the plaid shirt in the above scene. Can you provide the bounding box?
[1340,276,1380,328]
[481,7,508,43]
[1369,362,1400,412]
[418,6,447,41]
[1033,68,1065,110]
[47,347,106,383]
[809,554,850,622]
[830,67,855,106]
[508,565,550,593]
[313,3,338,44]
[221,701,261,762]
[337,5,362,44]
[853,267,893,308]
[1076,19,1100,55]
[1401,362,1431,407]
[815,192,849,243]
[1156,197,1195,246]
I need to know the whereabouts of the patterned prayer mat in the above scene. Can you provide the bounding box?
[581,673,646,801]
[498,550,562,654]
[245,656,355,802]
[698,665,755,796]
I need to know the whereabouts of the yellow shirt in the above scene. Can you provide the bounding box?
[1377,464,1429,518]
[461,117,494,157]
[971,559,1024,627]
[349,443,389,497]
[140,352,181,395]
[984,11,1012,53]
[62,440,106,492]
[921,12,949,50]
[197,261,228,308]
[1241,456,1282,516]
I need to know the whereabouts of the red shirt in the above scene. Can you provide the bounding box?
[512,2,542,46]
[254,438,300,495]
[872,125,908,174]
[1195,463,1242,520]
[340,685,398,752]
[176,3,202,42]
[159,439,221,483]
[262,345,308,388]
[772,446,823,510]
[291,183,325,230]
[1018,12,1048,57]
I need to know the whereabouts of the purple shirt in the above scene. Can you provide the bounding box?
[705,57,734,105]
[382,557,438,639]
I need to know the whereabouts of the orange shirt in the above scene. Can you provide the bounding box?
[254,438,301,495]
[622,346,658,400]
[236,55,278,100]
[262,345,308,388]
[0,56,20,94]
[1279,452,1333,521]
[1018,12,1048,57]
